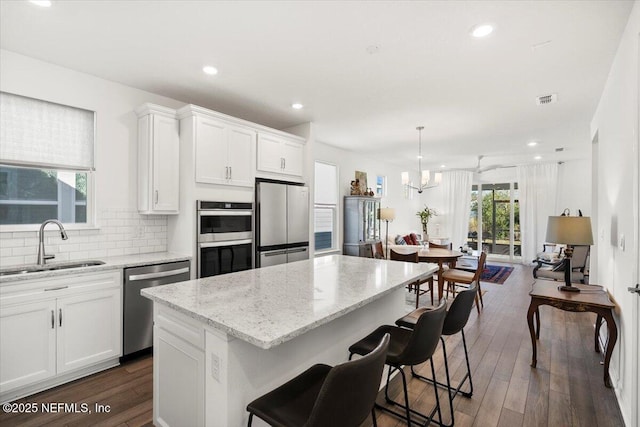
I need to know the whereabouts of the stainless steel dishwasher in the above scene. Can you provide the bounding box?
[123,260,190,357]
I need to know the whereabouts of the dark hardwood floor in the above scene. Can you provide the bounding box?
[0,263,625,426]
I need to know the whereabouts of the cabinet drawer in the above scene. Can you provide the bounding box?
[0,270,122,306]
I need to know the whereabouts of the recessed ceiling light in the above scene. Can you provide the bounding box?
[291,103,304,110]
[440,164,446,168]
[527,141,538,147]
[202,66,218,76]
[29,0,52,6]
[470,24,494,38]
[534,155,542,160]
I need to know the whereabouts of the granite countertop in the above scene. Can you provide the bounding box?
[142,255,438,349]
[0,252,191,284]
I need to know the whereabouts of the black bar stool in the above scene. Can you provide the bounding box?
[396,282,477,427]
[348,299,447,426]
[246,333,390,427]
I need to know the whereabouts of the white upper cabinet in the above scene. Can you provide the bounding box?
[257,132,305,177]
[136,104,180,215]
[194,116,255,187]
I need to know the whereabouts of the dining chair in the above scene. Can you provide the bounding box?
[373,241,385,259]
[389,249,434,307]
[442,251,487,313]
[428,242,452,250]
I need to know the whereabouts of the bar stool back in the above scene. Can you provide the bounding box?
[396,283,477,427]
[246,333,390,427]
[348,299,447,426]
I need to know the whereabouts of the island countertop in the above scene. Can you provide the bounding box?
[142,255,438,349]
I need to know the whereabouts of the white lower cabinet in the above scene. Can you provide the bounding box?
[0,271,122,402]
[0,300,57,392]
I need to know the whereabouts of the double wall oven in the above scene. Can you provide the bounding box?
[197,201,253,278]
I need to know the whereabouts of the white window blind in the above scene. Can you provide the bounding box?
[0,92,95,170]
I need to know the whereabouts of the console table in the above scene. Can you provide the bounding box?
[526,281,617,388]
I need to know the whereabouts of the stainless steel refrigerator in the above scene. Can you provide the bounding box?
[256,180,310,267]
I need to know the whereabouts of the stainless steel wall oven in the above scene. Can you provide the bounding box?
[197,201,253,278]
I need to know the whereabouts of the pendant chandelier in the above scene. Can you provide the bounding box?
[401,126,442,193]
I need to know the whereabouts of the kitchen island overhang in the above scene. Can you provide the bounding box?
[142,255,438,427]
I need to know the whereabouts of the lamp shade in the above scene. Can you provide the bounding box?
[545,216,594,245]
[379,207,396,221]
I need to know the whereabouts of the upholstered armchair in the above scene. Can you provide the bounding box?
[533,245,590,284]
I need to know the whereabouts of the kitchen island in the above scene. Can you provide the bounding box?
[142,255,437,427]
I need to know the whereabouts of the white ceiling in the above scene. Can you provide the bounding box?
[0,1,634,171]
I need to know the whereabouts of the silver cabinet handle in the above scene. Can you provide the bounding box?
[128,267,190,281]
[155,190,159,204]
[51,310,55,329]
[229,166,232,180]
[283,158,286,170]
[629,284,640,295]
[59,308,62,327]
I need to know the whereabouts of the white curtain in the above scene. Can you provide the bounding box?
[516,163,559,263]
[442,170,473,249]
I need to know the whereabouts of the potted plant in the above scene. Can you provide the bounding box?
[416,205,437,239]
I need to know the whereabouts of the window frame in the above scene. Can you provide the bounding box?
[0,163,97,232]
[0,93,97,231]
[313,161,339,254]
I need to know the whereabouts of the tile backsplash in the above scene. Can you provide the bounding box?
[0,208,167,268]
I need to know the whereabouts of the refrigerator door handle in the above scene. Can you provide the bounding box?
[286,247,308,253]
[263,250,288,257]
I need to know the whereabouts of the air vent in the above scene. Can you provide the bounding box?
[536,94,558,105]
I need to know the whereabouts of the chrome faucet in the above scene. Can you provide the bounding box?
[37,219,68,266]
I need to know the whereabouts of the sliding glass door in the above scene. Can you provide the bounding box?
[467,183,520,261]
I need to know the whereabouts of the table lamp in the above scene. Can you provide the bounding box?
[379,207,395,259]
[545,215,593,292]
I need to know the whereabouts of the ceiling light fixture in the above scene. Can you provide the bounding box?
[401,126,442,194]
[527,141,538,147]
[29,0,52,6]
[534,155,542,160]
[291,103,304,110]
[470,24,494,38]
[202,66,218,76]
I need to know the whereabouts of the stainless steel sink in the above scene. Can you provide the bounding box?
[0,260,105,277]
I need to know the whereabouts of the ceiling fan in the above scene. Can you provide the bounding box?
[450,155,515,174]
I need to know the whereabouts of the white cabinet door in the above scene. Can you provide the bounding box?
[0,300,57,392]
[281,139,304,176]
[155,327,205,427]
[257,133,304,177]
[152,115,180,212]
[227,126,255,187]
[257,133,285,174]
[137,105,179,215]
[56,288,121,374]
[195,117,228,185]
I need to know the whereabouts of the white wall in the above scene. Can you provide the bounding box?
[313,142,433,249]
[556,159,592,216]
[590,2,639,425]
[0,49,186,266]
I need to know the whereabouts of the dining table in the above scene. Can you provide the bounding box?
[390,246,463,301]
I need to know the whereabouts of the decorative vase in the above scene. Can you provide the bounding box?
[422,224,428,242]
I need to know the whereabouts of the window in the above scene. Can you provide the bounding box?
[468,183,520,259]
[0,92,95,227]
[314,161,338,252]
[375,175,386,196]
